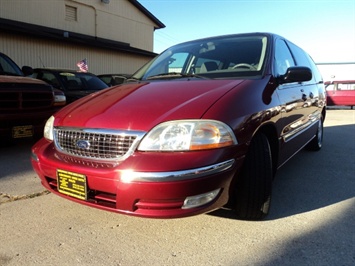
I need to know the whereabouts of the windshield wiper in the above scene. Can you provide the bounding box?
[146,72,209,80]
[125,77,141,82]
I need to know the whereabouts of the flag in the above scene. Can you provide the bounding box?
[77,58,88,72]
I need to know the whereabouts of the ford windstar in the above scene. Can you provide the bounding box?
[31,33,326,220]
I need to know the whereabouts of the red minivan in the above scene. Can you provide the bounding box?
[31,33,326,220]
[325,80,355,109]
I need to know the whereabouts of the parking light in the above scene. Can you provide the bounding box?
[53,90,66,106]
[54,94,66,106]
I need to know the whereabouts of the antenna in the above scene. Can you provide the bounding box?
[38,56,45,68]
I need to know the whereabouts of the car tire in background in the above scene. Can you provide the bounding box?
[233,133,273,220]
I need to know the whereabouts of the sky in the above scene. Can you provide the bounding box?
[138,0,355,64]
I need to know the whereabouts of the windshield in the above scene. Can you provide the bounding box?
[59,72,108,91]
[132,35,268,81]
[0,53,23,76]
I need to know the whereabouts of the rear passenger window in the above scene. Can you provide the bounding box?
[274,40,295,76]
[337,82,355,90]
[287,42,310,67]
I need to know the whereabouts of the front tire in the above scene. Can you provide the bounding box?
[234,133,273,220]
[306,115,323,151]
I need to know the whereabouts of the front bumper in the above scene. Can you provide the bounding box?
[31,138,242,218]
[0,109,61,139]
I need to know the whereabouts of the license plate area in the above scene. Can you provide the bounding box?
[57,169,87,200]
[12,125,33,138]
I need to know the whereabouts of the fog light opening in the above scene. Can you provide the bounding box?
[182,189,220,209]
[31,152,39,162]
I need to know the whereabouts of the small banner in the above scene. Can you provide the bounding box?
[77,58,88,72]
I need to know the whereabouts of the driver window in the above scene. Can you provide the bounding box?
[275,40,295,76]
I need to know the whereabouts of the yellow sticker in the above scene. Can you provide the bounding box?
[57,169,87,200]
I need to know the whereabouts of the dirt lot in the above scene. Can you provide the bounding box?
[0,109,354,266]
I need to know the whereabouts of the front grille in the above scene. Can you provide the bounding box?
[0,89,53,111]
[54,128,144,161]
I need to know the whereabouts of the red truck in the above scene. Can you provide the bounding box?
[0,52,66,143]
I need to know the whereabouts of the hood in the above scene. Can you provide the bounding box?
[65,90,100,103]
[55,79,244,131]
[0,75,48,85]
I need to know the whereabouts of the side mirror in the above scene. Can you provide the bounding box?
[278,66,312,84]
[22,66,34,76]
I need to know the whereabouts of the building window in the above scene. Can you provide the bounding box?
[65,5,77,21]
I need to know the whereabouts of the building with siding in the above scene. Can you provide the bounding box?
[317,63,355,82]
[0,0,165,75]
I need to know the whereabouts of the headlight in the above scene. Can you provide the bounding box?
[44,115,55,141]
[138,120,237,151]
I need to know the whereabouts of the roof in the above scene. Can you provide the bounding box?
[0,1,165,57]
[0,18,157,57]
[129,0,165,29]
[324,80,355,84]
[34,68,96,74]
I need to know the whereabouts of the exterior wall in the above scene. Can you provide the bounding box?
[0,0,162,75]
[0,33,148,75]
[317,63,355,82]
[0,0,155,51]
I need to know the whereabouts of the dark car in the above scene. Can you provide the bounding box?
[325,80,355,109]
[33,68,108,103]
[0,52,66,142]
[31,33,326,220]
[97,74,131,86]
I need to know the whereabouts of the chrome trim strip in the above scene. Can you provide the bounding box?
[54,127,146,136]
[283,112,321,143]
[120,159,235,182]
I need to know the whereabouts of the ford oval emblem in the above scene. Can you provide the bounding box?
[76,140,90,150]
